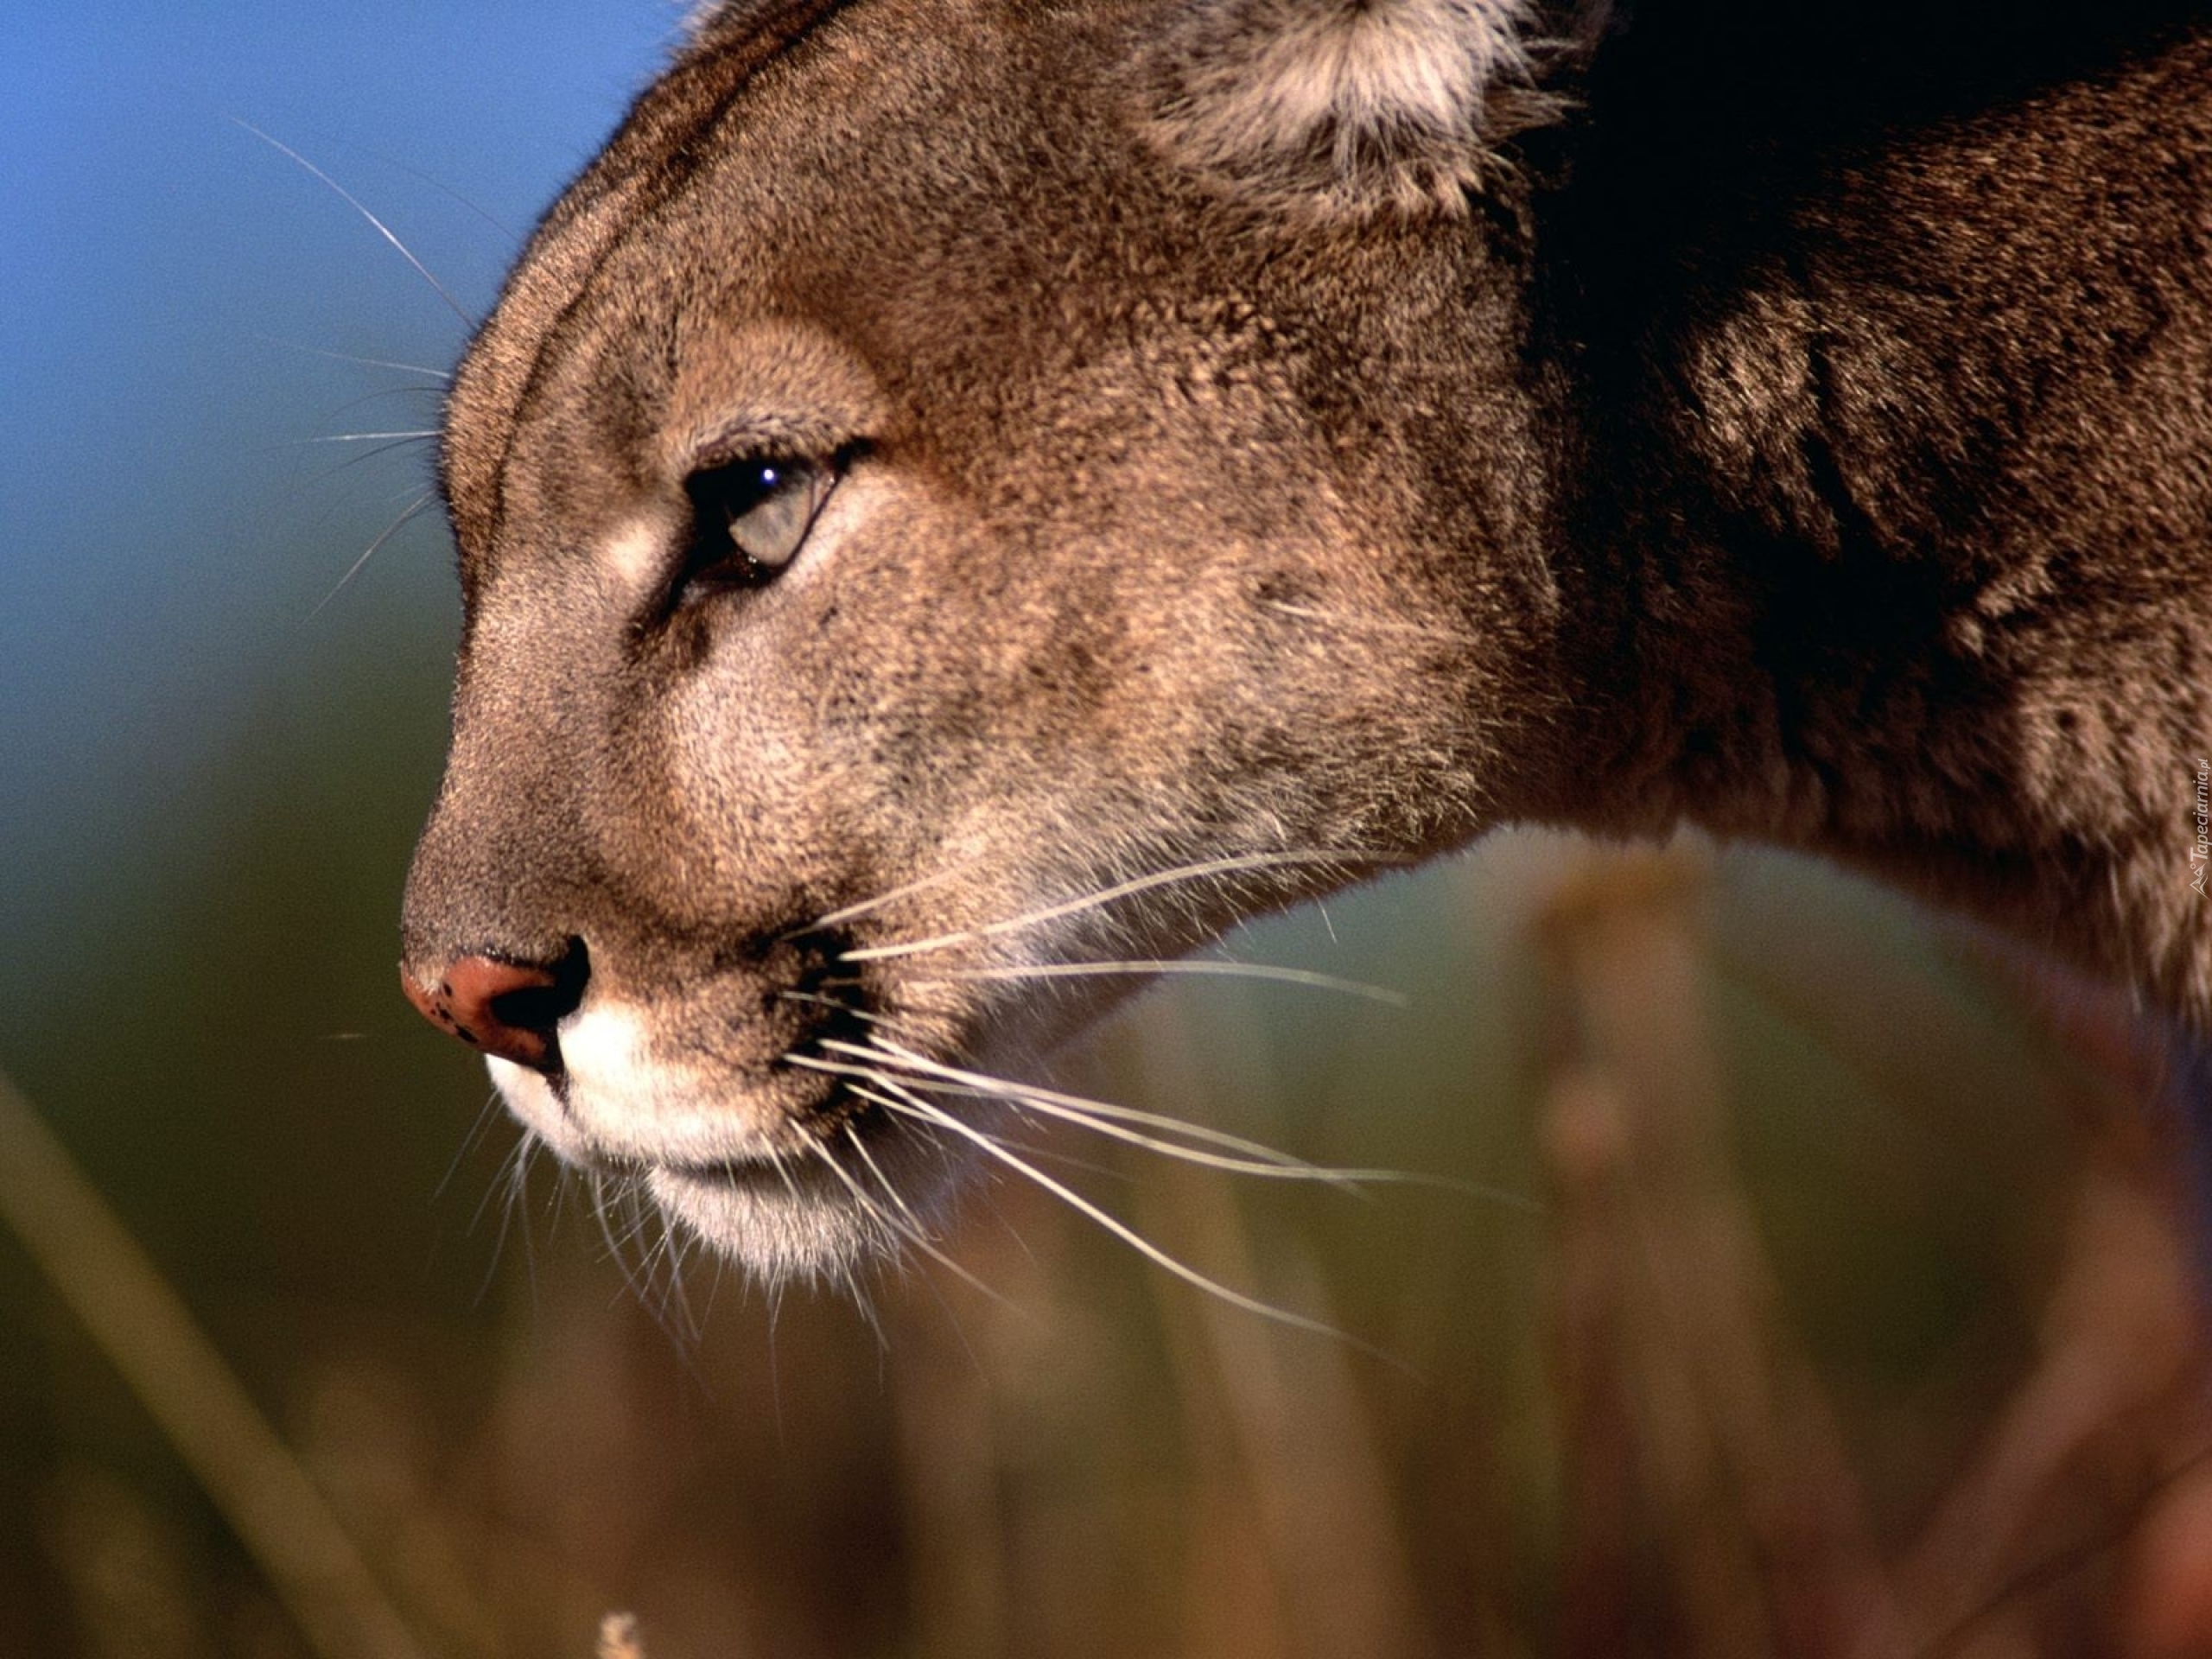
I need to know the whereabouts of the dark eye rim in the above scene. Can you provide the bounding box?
[677,454,823,597]
[671,439,869,608]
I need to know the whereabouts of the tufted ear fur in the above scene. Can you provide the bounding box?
[1141,0,1573,218]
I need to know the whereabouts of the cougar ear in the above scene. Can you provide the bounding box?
[1141,0,1565,218]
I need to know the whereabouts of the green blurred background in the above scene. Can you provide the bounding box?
[7,8,2205,1656]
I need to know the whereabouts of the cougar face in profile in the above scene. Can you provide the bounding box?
[401,0,2212,1282]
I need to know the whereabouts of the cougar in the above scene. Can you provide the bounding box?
[398,0,2212,1283]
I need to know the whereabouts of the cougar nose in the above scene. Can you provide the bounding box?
[401,947,588,1072]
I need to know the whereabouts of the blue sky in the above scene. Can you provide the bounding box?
[3,3,683,938]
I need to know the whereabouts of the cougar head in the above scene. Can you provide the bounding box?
[400,0,1576,1281]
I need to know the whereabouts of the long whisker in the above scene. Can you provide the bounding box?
[347,143,521,243]
[595,1175,707,1373]
[899,1076,1376,1186]
[474,1132,538,1310]
[297,389,449,433]
[846,1074,1118,1180]
[815,1039,1341,1174]
[588,1172,648,1303]
[227,118,473,325]
[302,439,445,491]
[291,429,441,445]
[803,1053,1347,1188]
[760,1137,805,1211]
[903,957,1408,1007]
[823,1053,1147,1194]
[847,1068,1144,1184]
[805,1141,899,1259]
[826,1065,1114,1187]
[874,1090,1397,1363]
[285,441,444,505]
[541,1156,574,1239]
[632,1195,710,1377]
[308,492,435,619]
[776,989,927,1039]
[954,1076,1536,1209]
[647,1205,703,1348]
[838,1120,955,1258]
[795,861,979,936]
[467,1130,529,1240]
[435,1087,510,1202]
[814,1130,1017,1312]
[815,1039,1541,1211]
[255,335,453,380]
[510,1138,546,1311]
[842,848,1401,963]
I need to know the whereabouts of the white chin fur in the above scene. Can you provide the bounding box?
[647,1166,877,1284]
[484,1049,881,1284]
[485,1056,580,1157]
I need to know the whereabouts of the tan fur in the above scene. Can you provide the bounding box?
[402,0,2212,1279]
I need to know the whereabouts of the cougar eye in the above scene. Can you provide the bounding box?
[681,455,835,592]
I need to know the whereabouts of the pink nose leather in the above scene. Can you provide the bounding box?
[402,954,570,1071]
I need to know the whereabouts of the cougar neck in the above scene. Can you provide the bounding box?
[1529,29,2212,1021]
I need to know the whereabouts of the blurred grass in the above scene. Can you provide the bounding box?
[6,626,2209,1657]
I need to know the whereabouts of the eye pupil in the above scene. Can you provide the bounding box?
[680,454,834,597]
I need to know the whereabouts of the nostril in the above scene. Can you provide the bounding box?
[402,941,588,1073]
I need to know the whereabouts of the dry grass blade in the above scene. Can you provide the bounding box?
[0,1062,432,1659]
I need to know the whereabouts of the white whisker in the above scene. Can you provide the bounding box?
[296,440,442,498]
[294,429,441,444]
[909,1077,1367,1185]
[256,335,454,380]
[840,1122,945,1253]
[805,1051,1338,1186]
[303,388,449,431]
[908,957,1408,1007]
[509,1138,545,1309]
[876,1090,1395,1362]
[845,1070,1141,1185]
[645,1202,703,1347]
[227,118,474,325]
[351,143,521,243]
[468,1130,530,1240]
[775,989,911,1033]
[842,848,1399,963]
[437,1086,511,1202]
[816,1039,1541,1211]
[817,1129,1017,1311]
[308,492,435,619]
[474,1132,539,1310]
[816,1039,1333,1173]
[760,1137,804,1211]
[807,1142,900,1259]
[594,1173,707,1371]
[797,861,978,935]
